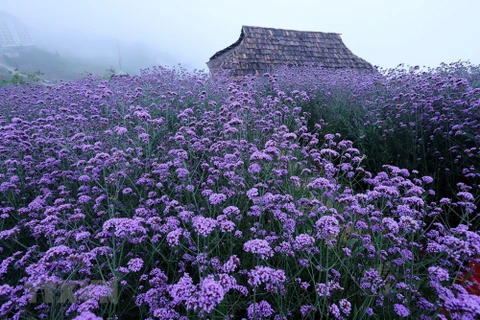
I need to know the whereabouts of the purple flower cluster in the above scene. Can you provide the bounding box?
[243,239,274,259]
[247,300,274,319]
[247,266,286,293]
[192,215,217,237]
[315,215,340,246]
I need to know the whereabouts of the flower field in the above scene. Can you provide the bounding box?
[0,63,479,319]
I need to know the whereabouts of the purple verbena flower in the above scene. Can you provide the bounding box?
[244,239,274,259]
[247,300,274,319]
[393,304,410,318]
[428,266,449,282]
[73,311,103,320]
[192,216,217,237]
[315,215,340,244]
[339,299,352,316]
[127,258,144,272]
[208,193,227,205]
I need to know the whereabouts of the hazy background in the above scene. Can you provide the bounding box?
[1,0,479,77]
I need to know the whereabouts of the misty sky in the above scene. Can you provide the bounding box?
[1,0,479,71]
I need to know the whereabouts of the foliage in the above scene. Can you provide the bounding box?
[0,69,45,86]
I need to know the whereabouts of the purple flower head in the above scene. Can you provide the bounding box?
[167,228,183,247]
[315,215,340,244]
[73,311,103,320]
[178,210,194,221]
[78,175,91,183]
[365,307,374,316]
[399,215,421,232]
[393,304,410,318]
[138,132,149,143]
[176,168,189,180]
[321,148,340,158]
[186,276,225,313]
[248,163,262,174]
[422,176,434,184]
[223,206,240,217]
[457,191,474,201]
[75,231,91,242]
[428,266,449,282]
[339,299,352,316]
[169,273,196,304]
[307,177,333,190]
[113,126,127,135]
[316,281,344,297]
[382,217,399,233]
[250,151,273,161]
[360,268,385,294]
[122,187,133,195]
[127,258,144,272]
[300,305,317,317]
[246,187,259,200]
[293,234,316,251]
[192,216,217,237]
[78,195,91,204]
[248,266,286,289]
[402,196,425,207]
[342,247,352,257]
[221,255,241,273]
[102,217,147,243]
[208,193,227,205]
[217,215,235,232]
[74,283,114,306]
[244,239,274,259]
[42,245,74,261]
[283,132,297,140]
[247,300,274,319]
[329,303,341,319]
[153,308,179,319]
[439,198,451,204]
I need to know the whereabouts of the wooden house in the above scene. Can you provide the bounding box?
[207,26,374,77]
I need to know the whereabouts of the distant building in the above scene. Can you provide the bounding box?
[0,11,34,49]
[207,26,374,77]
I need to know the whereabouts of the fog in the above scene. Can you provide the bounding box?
[1,0,479,74]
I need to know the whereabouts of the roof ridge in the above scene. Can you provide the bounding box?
[242,25,341,35]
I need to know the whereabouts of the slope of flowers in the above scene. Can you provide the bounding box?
[272,63,480,228]
[0,65,479,319]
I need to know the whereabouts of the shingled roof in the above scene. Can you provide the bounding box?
[207,26,374,77]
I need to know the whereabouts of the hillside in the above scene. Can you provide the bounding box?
[0,47,109,82]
